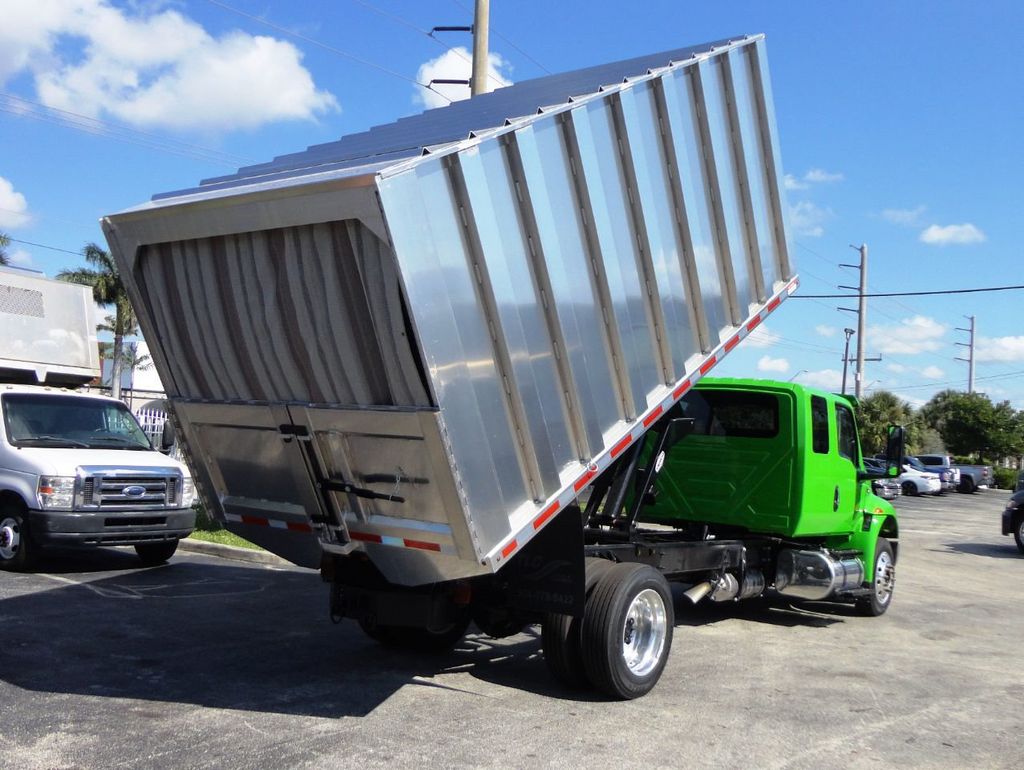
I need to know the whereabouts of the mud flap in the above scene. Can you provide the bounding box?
[501,506,586,617]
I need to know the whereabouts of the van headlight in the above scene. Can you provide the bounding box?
[38,476,76,510]
[181,477,197,507]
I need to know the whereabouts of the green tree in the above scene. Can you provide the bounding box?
[58,244,137,400]
[0,232,10,266]
[920,390,1022,461]
[856,390,919,455]
[121,341,153,404]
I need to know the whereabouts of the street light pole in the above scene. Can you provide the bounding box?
[841,327,855,394]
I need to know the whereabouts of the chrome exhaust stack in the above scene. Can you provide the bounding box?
[775,550,864,601]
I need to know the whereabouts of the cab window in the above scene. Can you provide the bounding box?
[835,403,858,464]
[811,396,829,454]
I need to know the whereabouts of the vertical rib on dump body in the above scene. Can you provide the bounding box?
[103,35,797,585]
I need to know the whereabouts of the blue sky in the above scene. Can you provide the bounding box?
[1,0,1022,408]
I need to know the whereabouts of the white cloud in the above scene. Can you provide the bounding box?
[787,201,832,238]
[814,324,837,338]
[919,223,985,246]
[800,369,843,390]
[757,355,789,373]
[920,365,944,378]
[0,1,337,132]
[0,176,31,228]
[6,248,33,267]
[976,336,1024,363]
[881,205,926,226]
[783,174,807,191]
[745,323,782,349]
[804,168,844,183]
[886,363,907,374]
[868,315,947,355]
[415,47,513,109]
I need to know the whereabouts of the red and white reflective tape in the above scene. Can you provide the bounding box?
[485,277,800,568]
[224,512,313,533]
[347,529,457,555]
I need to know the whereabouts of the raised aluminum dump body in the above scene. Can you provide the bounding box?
[103,35,796,585]
[0,268,99,386]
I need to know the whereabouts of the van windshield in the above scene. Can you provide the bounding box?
[2,393,152,450]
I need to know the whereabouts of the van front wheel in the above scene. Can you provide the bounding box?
[135,539,179,566]
[0,507,34,571]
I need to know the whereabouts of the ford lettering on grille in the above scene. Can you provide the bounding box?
[122,485,147,497]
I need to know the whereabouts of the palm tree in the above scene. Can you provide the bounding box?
[121,340,153,409]
[0,232,10,266]
[58,243,137,400]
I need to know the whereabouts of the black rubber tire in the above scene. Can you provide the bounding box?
[358,614,470,653]
[959,476,976,494]
[1014,517,1024,555]
[134,539,179,566]
[542,557,615,688]
[856,537,896,617]
[0,507,35,572]
[901,481,918,497]
[581,562,674,700]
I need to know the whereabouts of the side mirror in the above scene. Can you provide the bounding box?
[160,419,176,453]
[884,425,906,478]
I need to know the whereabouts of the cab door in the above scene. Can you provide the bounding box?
[800,394,858,535]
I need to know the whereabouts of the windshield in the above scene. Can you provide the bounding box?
[2,393,152,450]
[904,456,927,471]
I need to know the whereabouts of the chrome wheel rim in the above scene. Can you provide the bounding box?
[875,550,895,605]
[0,516,20,561]
[621,588,667,676]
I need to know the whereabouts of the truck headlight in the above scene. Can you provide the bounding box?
[181,477,197,507]
[38,476,76,510]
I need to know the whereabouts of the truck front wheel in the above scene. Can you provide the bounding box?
[1014,518,1024,555]
[581,562,674,699]
[856,538,895,617]
[0,507,35,572]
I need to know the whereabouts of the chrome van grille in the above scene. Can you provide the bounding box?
[78,474,180,509]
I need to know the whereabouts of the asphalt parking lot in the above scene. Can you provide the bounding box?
[3,489,1023,770]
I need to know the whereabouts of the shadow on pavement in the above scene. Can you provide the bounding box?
[2,555,860,715]
[940,541,1023,560]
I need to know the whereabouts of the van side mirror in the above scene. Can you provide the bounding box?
[884,425,906,477]
[160,419,176,453]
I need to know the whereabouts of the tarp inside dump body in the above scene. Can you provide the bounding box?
[103,35,796,585]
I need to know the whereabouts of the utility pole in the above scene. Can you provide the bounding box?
[955,315,976,393]
[841,328,855,395]
[470,0,491,96]
[430,0,490,97]
[839,244,868,397]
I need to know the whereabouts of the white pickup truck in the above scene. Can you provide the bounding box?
[0,267,195,570]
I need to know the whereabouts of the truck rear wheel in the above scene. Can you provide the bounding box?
[581,562,674,700]
[357,615,470,653]
[0,507,34,572]
[542,557,614,688]
[856,538,895,617]
[134,539,179,566]
[959,476,976,493]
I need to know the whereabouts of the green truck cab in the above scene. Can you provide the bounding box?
[638,378,901,616]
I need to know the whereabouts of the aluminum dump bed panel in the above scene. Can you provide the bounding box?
[103,36,795,584]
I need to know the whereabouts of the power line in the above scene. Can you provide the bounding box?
[204,0,452,104]
[793,284,1024,299]
[0,93,255,167]
[6,237,82,256]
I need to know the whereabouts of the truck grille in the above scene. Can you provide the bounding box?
[80,475,180,509]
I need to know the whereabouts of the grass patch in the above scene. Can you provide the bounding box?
[188,504,263,551]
